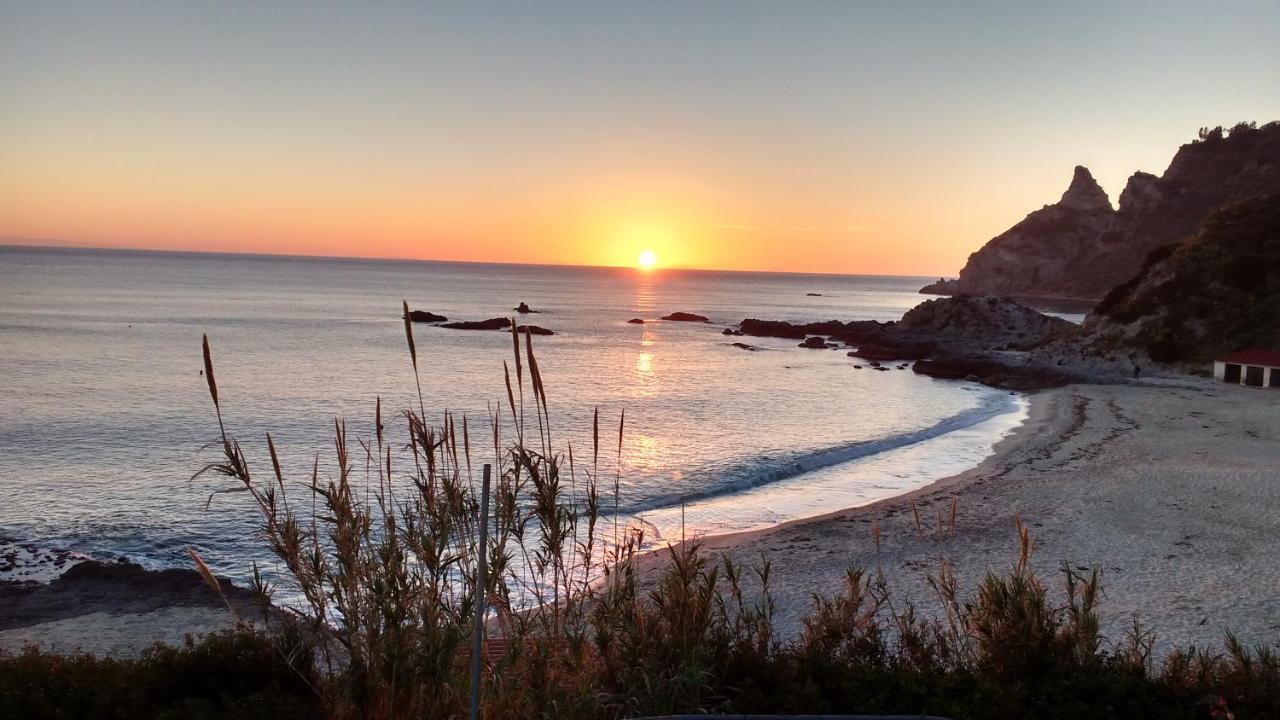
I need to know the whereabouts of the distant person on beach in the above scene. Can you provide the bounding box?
[1133,364,1141,379]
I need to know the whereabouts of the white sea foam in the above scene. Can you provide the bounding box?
[0,540,90,584]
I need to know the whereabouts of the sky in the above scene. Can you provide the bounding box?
[2,2,1278,275]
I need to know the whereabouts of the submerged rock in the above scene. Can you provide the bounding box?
[798,336,828,349]
[662,312,709,322]
[730,342,759,351]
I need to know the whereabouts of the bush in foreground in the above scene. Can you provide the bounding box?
[0,627,317,720]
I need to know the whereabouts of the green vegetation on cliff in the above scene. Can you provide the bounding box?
[1089,193,1280,363]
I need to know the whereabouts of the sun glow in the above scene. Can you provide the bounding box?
[637,248,657,269]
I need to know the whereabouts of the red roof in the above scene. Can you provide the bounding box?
[1218,349,1280,366]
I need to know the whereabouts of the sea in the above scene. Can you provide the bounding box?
[0,244,1051,584]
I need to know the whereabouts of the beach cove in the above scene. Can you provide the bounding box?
[645,380,1280,652]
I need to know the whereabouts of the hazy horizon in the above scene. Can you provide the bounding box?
[3,2,1279,275]
[0,237,945,278]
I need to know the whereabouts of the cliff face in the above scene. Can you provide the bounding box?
[922,123,1280,302]
[1076,193,1280,364]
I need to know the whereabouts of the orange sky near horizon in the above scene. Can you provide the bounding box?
[3,4,1278,276]
[0,140,1019,275]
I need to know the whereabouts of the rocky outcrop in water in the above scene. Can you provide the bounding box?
[737,318,881,341]
[405,310,447,323]
[516,324,555,336]
[736,296,1070,360]
[0,559,256,631]
[662,312,709,322]
[731,296,1083,387]
[922,123,1280,302]
[441,318,512,330]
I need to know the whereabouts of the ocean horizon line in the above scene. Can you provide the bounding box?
[0,239,947,282]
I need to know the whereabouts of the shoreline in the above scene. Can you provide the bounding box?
[639,379,1280,650]
[630,389,1029,546]
[670,385,1058,550]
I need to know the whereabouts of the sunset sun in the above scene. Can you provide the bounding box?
[637,248,657,269]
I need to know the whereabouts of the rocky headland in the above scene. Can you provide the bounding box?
[923,122,1280,302]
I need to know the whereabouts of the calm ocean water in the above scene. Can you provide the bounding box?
[0,245,1027,581]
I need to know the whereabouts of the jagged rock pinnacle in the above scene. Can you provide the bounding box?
[1059,165,1113,212]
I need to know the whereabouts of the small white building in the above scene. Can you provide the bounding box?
[1214,349,1280,388]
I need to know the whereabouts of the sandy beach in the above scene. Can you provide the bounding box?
[651,380,1280,650]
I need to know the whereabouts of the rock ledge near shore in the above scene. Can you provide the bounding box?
[733,296,1087,388]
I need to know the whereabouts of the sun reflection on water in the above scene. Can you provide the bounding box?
[623,432,665,473]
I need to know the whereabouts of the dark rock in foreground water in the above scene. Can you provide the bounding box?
[405,310,447,323]
[662,312,709,322]
[441,318,512,330]
[516,324,554,336]
[0,560,258,631]
[738,318,883,341]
